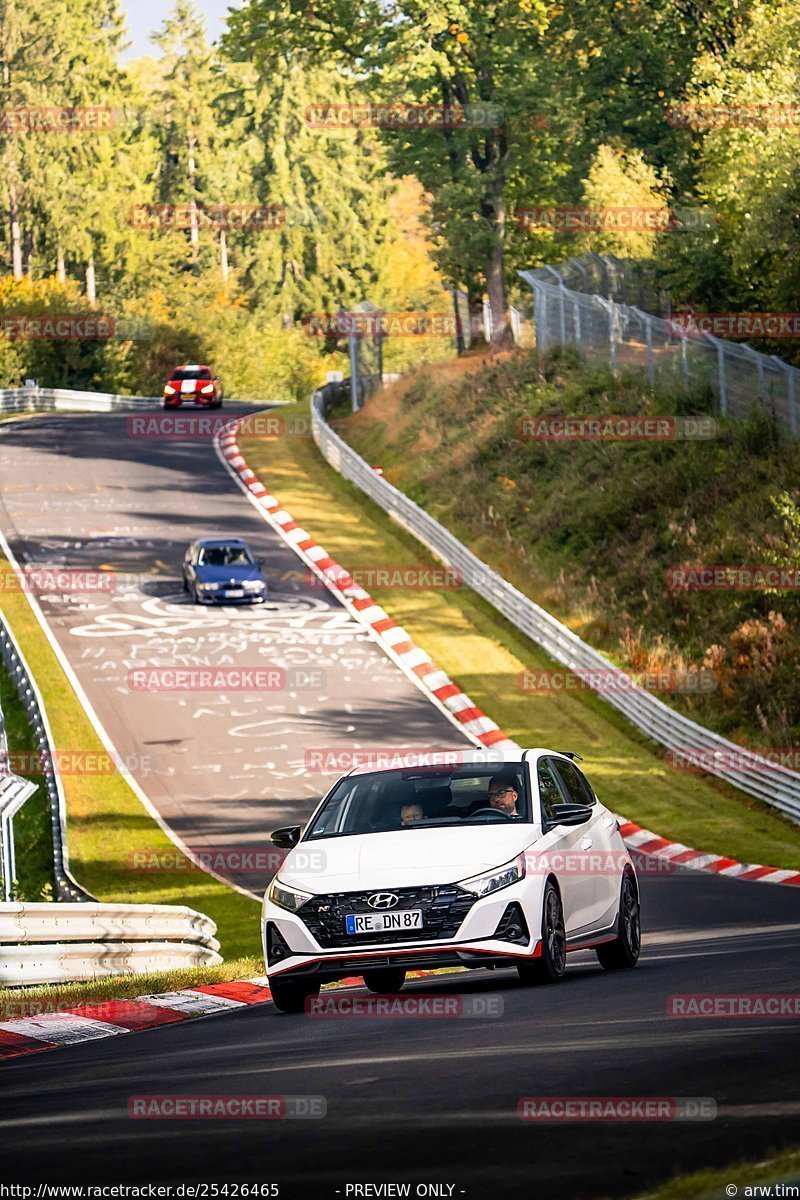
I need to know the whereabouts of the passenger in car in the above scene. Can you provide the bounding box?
[400,802,425,827]
[487,770,524,817]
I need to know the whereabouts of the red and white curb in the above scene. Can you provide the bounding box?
[618,819,800,886]
[215,421,517,754]
[216,417,800,891]
[0,980,272,1061]
[0,971,455,1062]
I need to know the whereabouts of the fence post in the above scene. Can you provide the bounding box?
[681,335,689,392]
[348,329,359,412]
[717,339,728,415]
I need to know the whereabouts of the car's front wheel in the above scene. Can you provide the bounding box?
[517,880,566,985]
[596,874,640,970]
[362,968,406,995]
[269,977,320,1014]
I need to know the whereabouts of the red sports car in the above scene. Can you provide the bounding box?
[163,364,223,408]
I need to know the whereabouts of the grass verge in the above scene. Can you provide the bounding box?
[0,556,260,959]
[0,958,263,1014]
[635,1147,800,1199]
[239,400,800,870]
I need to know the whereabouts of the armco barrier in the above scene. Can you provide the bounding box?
[0,386,160,413]
[311,384,800,823]
[0,905,221,985]
[0,617,92,902]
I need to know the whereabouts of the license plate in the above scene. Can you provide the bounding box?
[225,588,244,598]
[345,909,423,935]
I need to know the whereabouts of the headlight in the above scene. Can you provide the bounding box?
[164,383,176,395]
[200,383,214,394]
[459,853,526,898]
[268,877,311,913]
[197,581,221,592]
[242,580,265,591]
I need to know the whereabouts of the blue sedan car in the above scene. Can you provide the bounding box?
[182,537,268,605]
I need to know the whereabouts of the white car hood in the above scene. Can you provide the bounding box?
[280,824,538,893]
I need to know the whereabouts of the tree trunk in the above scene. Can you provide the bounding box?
[86,256,96,304]
[483,171,512,349]
[468,291,485,347]
[56,245,66,282]
[24,224,35,277]
[187,132,199,267]
[7,172,23,279]
[219,228,229,283]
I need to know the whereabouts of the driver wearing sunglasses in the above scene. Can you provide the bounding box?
[486,770,523,817]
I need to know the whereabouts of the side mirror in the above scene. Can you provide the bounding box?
[271,825,301,848]
[550,803,593,827]
[257,556,266,567]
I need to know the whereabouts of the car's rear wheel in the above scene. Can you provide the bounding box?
[517,881,566,986]
[269,977,320,1014]
[596,874,640,970]
[362,968,406,994]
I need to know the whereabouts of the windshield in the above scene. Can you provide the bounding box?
[305,764,531,839]
[197,544,255,567]
[170,368,212,381]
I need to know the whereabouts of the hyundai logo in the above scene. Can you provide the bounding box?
[367,892,399,910]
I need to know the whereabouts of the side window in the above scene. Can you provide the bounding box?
[553,760,595,806]
[537,759,563,822]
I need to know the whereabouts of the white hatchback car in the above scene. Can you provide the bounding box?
[262,751,640,1012]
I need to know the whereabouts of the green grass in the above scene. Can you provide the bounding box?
[0,557,261,958]
[634,1148,800,1200]
[239,399,800,870]
[0,958,263,1015]
[338,349,800,750]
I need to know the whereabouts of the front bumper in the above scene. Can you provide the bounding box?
[195,590,266,605]
[263,880,542,982]
[164,395,216,408]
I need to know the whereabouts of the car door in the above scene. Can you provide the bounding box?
[534,756,599,936]
[551,758,619,936]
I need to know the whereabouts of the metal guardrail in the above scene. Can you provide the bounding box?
[311,383,800,822]
[0,618,92,902]
[0,386,160,413]
[0,903,221,985]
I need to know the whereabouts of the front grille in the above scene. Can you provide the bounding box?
[298,884,477,948]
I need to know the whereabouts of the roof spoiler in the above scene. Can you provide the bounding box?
[557,750,584,762]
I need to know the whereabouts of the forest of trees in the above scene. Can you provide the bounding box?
[1,0,798,395]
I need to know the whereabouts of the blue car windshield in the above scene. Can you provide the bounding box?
[197,545,255,567]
